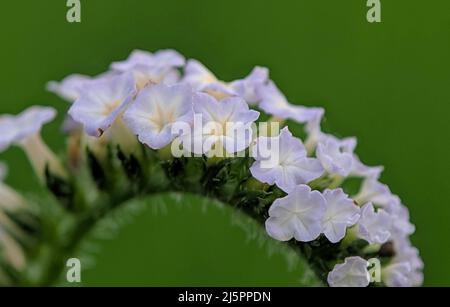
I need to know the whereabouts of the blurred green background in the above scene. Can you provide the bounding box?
[0,0,449,286]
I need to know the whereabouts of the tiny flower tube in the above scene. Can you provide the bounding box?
[0,163,27,211]
[0,107,67,180]
[0,227,26,270]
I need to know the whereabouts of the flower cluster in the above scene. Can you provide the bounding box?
[0,49,423,287]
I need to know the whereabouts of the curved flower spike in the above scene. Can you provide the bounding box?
[186,93,259,156]
[69,72,136,137]
[256,81,324,123]
[322,189,360,243]
[0,107,66,180]
[265,185,326,242]
[327,256,370,287]
[357,203,391,244]
[316,137,354,177]
[47,74,92,102]
[230,66,269,105]
[250,127,323,193]
[123,83,194,150]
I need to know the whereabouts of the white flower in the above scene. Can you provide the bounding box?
[316,137,354,177]
[256,81,324,123]
[250,127,324,193]
[181,59,236,99]
[123,83,194,150]
[47,74,92,102]
[230,66,269,105]
[0,107,66,180]
[265,185,326,242]
[183,92,259,156]
[69,72,136,137]
[357,203,391,244]
[327,256,370,287]
[382,262,412,287]
[354,178,396,207]
[322,189,360,243]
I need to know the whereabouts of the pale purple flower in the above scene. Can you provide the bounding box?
[182,59,235,97]
[357,203,391,244]
[230,66,269,105]
[304,113,326,152]
[0,106,56,151]
[389,237,424,286]
[256,81,324,123]
[0,106,66,179]
[47,74,92,102]
[0,116,16,152]
[350,154,384,179]
[393,237,424,273]
[382,262,412,287]
[111,49,185,72]
[123,83,193,150]
[385,200,415,238]
[250,127,324,193]
[322,189,360,243]
[111,49,185,87]
[184,93,259,155]
[316,137,354,177]
[354,178,396,207]
[327,256,370,287]
[69,72,136,137]
[265,185,326,242]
